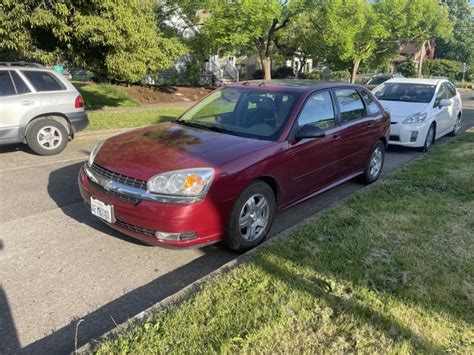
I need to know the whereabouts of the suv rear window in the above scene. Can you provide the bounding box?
[0,71,16,96]
[21,70,66,92]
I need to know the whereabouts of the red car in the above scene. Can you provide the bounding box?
[79,81,389,251]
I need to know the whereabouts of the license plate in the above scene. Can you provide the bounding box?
[91,197,115,223]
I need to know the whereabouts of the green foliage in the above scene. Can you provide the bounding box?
[435,0,474,65]
[398,61,417,78]
[329,70,350,82]
[0,0,185,83]
[423,59,461,81]
[72,82,139,110]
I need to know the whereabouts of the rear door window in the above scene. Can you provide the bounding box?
[21,70,66,92]
[0,71,16,96]
[334,89,366,123]
[359,90,380,115]
[11,71,31,94]
[297,91,336,130]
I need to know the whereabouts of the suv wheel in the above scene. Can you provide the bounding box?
[26,118,68,156]
[224,181,276,252]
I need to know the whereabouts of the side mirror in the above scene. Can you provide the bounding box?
[439,99,452,108]
[295,124,326,140]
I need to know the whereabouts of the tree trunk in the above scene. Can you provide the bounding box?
[297,58,307,78]
[350,59,361,84]
[262,57,272,80]
[417,41,426,78]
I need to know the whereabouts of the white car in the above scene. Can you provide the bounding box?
[372,78,462,151]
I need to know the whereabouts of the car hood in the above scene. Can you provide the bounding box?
[378,100,429,122]
[93,122,274,181]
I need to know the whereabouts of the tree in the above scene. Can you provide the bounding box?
[0,0,185,83]
[435,0,474,65]
[199,0,305,80]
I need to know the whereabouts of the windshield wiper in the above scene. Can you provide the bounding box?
[176,120,223,133]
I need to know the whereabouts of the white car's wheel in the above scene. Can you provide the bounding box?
[449,113,462,137]
[422,124,436,152]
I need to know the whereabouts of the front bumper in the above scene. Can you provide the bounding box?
[78,165,229,248]
[67,111,89,135]
[388,121,430,148]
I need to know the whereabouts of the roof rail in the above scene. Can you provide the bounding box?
[0,61,44,68]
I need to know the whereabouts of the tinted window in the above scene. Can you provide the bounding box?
[11,71,31,94]
[359,90,380,115]
[298,91,335,130]
[21,71,66,91]
[434,85,449,107]
[335,89,366,123]
[444,82,456,98]
[367,75,390,85]
[0,71,16,96]
[373,83,435,103]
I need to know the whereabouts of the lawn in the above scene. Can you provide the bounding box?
[73,82,139,109]
[86,108,187,131]
[95,133,474,353]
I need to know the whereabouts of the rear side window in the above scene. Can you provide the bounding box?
[0,71,16,96]
[359,90,380,115]
[21,70,66,92]
[297,91,335,130]
[11,71,31,94]
[334,89,366,123]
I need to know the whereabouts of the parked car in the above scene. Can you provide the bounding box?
[372,78,462,151]
[365,73,403,90]
[0,62,89,155]
[79,80,390,251]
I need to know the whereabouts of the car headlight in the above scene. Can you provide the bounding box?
[403,112,428,124]
[147,168,215,197]
[88,140,105,166]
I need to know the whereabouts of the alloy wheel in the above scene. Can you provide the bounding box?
[239,193,270,242]
[37,126,63,150]
[369,146,383,179]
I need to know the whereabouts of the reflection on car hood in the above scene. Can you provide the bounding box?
[379,100,429,122]
[93,122,273,181]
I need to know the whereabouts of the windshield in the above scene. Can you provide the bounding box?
[373,83,436,103]
[177,87,299,141]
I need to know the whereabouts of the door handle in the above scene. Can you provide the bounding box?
[22,100,35,106]
[367,122,374,127]
[332,135,341,142]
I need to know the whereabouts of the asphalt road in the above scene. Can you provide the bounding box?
[1,91,473,354]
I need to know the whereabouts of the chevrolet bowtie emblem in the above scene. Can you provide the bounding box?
[104,179,114,191]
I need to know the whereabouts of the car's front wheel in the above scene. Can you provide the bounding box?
[422,123,436,152]
[360,141,385,184]
[26,118,68,156]
[224,181,276,252]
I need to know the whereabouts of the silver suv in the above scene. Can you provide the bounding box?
[0,62,89,155]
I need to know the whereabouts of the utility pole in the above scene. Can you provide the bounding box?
[461,62,466,88]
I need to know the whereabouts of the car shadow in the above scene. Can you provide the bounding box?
[0,143,33,155]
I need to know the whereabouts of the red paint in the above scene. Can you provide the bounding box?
[79,82,390,248]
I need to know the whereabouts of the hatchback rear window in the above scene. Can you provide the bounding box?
[21,71,66,92]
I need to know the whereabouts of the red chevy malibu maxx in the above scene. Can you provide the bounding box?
[79,81,389,251]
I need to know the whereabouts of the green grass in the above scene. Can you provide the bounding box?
[73,82,139,109]
[86,108,186,131]
[95,133,474,353]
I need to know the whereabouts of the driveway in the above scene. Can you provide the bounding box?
[1,91,473,354]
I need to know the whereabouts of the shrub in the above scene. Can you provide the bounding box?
[274,66,295,79]
[397,61,417,78]
[300,71,322,80]
[425,59,460,81]
[252,69,277,80]
[329,70,350,82]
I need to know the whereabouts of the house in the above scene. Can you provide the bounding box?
[392,40,436,73]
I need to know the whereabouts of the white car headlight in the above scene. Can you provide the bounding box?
[147,168,215,197]
[88,140,105,166]
[403,112,428,124]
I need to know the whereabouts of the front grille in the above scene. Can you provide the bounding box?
[91,163,147,190]
[89,180,141,204]
[115,219,155,237]
[389,135,400,141]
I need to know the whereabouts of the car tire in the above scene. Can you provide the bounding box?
[422,123,436,152]
[224,180,276,252]
[360,141,385,185]
[26,118,68,156]
[449,113,462,137]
